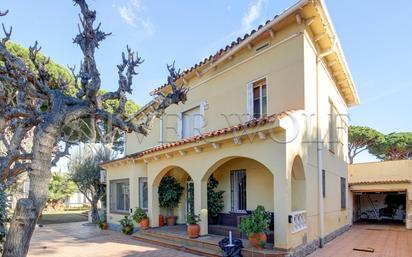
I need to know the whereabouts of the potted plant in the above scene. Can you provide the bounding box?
[239,205,270,249]
[133,207,149,230]
[98,213,108,230]
[119,215,134,235]
[186,213,201,238]
[207,175,224,224]
[158,175,184,226]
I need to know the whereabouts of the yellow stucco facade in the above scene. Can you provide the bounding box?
[102,0,359,252]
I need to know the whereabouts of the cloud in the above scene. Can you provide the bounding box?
[117,0,154,37]
[118,5,137,27]
[240,0,267,33]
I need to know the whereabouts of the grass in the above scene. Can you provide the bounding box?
[38,210,89,225]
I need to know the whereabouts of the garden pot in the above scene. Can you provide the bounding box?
[139,218,150,230]
[100,223,108,230]
[248,233,267,249]
[187,224,200,239]
[167,216,175,226]
[159,215,165,227]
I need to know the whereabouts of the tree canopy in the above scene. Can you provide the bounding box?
[369,132,412,161]
[47,172,77,209]
[348,125,384,164]
[69,144,114,223]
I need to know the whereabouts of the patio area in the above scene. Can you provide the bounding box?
[308,224,412,257]
[28,222,199,257]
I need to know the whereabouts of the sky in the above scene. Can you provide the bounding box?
[2,0,411,163]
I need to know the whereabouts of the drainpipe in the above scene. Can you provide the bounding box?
[316,56,325,247]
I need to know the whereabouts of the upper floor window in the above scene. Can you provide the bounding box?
[328,100,339,153]
[181,105,203,139]
[247,78,267,119]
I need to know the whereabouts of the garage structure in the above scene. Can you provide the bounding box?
[348,160,412,229]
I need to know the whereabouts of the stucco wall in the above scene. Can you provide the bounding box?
[106,162,147,224]
[125,23,305,155]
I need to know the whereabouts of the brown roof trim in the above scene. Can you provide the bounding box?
[349,179,411,186]
[101,110,297,167]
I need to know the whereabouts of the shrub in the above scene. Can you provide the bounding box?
[207,175,224,218]
[132,208,148,223]
[158,176,184,216]
[119,216,134,235]
[186,213,201,225]
[239,205,270,235]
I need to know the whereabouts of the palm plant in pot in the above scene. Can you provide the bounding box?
[133,207,149,230]
[186,213,201,238]
[119,215,134,235]
[158,175,184,226]
[239,205,270,249]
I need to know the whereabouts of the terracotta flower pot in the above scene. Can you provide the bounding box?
[167,216,175,226]
[159,215,165,227]
[100,223,108,230]
[187,224,200,239]
[139,218,150,230]
[248,233,267,249]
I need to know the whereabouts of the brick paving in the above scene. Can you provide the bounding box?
[28,222,200,257]
[309,224,412,257]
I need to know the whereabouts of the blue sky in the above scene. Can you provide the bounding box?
[2,0,411,163]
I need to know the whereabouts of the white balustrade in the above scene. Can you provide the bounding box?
[290,210,307,233]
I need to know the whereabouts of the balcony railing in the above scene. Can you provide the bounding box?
[289,210,307,233]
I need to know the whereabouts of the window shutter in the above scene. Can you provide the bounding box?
[246,83,253,120]
[177,112,183,139]
[199,100,206,133]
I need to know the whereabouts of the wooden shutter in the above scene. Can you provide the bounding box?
[246,83,253,120]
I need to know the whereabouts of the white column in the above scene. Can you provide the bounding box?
[148,183,160,227]
[274,174,291,249]
[194,178,208,235]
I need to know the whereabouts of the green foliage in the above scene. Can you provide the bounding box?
[158,176,184,216]
[132,208,148,223]
[239,205,270,235]
[119,216,134,235]
[5,41,77,96]
[186,213,201,225]
[48,172,77,208]
[0,188,9,254]
[207,175,225,218]
[348,126,384,164]
[369,132,412,161]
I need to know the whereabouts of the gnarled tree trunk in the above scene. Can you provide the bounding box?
[2,125,58,257]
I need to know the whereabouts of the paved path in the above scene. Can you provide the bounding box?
[309,224,412,257]
[28,222,199,257]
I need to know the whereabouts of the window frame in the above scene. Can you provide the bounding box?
[247,77,268,120]
[109,179,130,214]
[328,100,339,153]
[179,101,206,139]
[139,177,148,210]
[252,78,268,119]
[230,169,247,213]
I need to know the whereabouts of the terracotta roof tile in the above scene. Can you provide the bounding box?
[349,179,411,186]
[101,110,295,166]
[152,13,283,93]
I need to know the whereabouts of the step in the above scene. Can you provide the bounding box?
[140,229,222,252]
[133,233,222,257]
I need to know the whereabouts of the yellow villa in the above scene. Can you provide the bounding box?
[101,0,360,255]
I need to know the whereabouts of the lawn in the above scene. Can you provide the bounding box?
[38,210,89,225]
